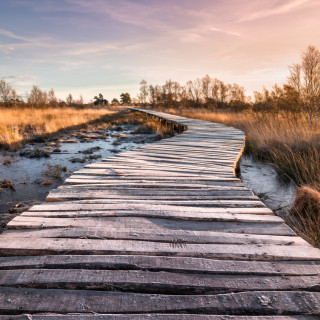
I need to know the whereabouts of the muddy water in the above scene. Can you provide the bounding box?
[239,155,296,217]
[0,125,158,218]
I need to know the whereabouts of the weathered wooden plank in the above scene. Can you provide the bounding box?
[79,164,235,171]
[0,238,318,260]
[74,168,239,181]
[1,255,318,275]
[95,161,234,169]
[85,162,235,172]
[117,149,239,157]
[71,173,237,180]
[0,288,320,314]
[68,173,238,179]
[28,203,275,214]
[136,145,241,152]
[6,216,294,237]
[65,179,246,188]
[125,153,239,162]
[71,170,236,177]
[48,185,253,193]
[46,188,258,201]
[28,198,267,208]
[2,228,306,246]
[2,315,317,320]
[115,155,235,165]
[21,209,283,223]
[1,269,320,293]
[109,153,238,161]
[46,194,260,202]
[141,144,242,150]
[68,170,239,179]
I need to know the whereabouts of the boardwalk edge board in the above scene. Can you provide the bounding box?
[0,107,319,317]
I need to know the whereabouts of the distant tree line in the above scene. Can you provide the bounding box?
[0,82,132,109]
[135,45,320,125]
[136,76,249,111]
[93,92,132,106]
[0,83,85,109]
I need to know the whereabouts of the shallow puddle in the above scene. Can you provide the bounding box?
[239,155,296,217]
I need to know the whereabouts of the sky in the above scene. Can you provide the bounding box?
[1,0,320,102]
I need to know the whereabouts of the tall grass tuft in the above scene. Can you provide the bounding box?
[291,186,320,246]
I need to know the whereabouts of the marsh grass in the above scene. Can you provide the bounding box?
[43,164,67,180]
[115,110,174,138]
[290,186,320,246]
[155,107,320,183]
[0,107,120,150]
[0,179,15,191]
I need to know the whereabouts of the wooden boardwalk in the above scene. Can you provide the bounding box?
[0,108,320,318]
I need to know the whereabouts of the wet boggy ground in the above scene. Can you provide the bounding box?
[0,118,161,230]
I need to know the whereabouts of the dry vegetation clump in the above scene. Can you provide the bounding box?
[43,164,67,180]
[39,179,53,187]
[143,119,174,138]
[0,179,15,191]
[0,107,120,150]
[114,110,174,138]
[291,186,320,246]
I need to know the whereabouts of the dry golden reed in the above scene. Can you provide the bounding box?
[0,107,119,149]
[291,186,320,246]
[157,107,320,181]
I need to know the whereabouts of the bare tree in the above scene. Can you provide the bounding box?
[201,74,211,105]
[148,85,156,107]
[78,95,84,105]
[0,80,17,108]
[139,79,149,105]
[288,45,320,125]
[74,95,84,106]
[48,89,58,107]
[66,93,73,106]
[27,85,48,108]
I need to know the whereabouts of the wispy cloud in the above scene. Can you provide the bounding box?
[1,75,37,88]
[0,28,29,41]
[210,27,241,37]
[237,0,314,22]
[1,75,36,80]
[0,26,123,58]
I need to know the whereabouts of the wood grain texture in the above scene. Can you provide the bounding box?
[1,315,319,320]
[0,288,320,314]
[1,255,319,275]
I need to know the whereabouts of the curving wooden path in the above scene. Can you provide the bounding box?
[0,108,320,318]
